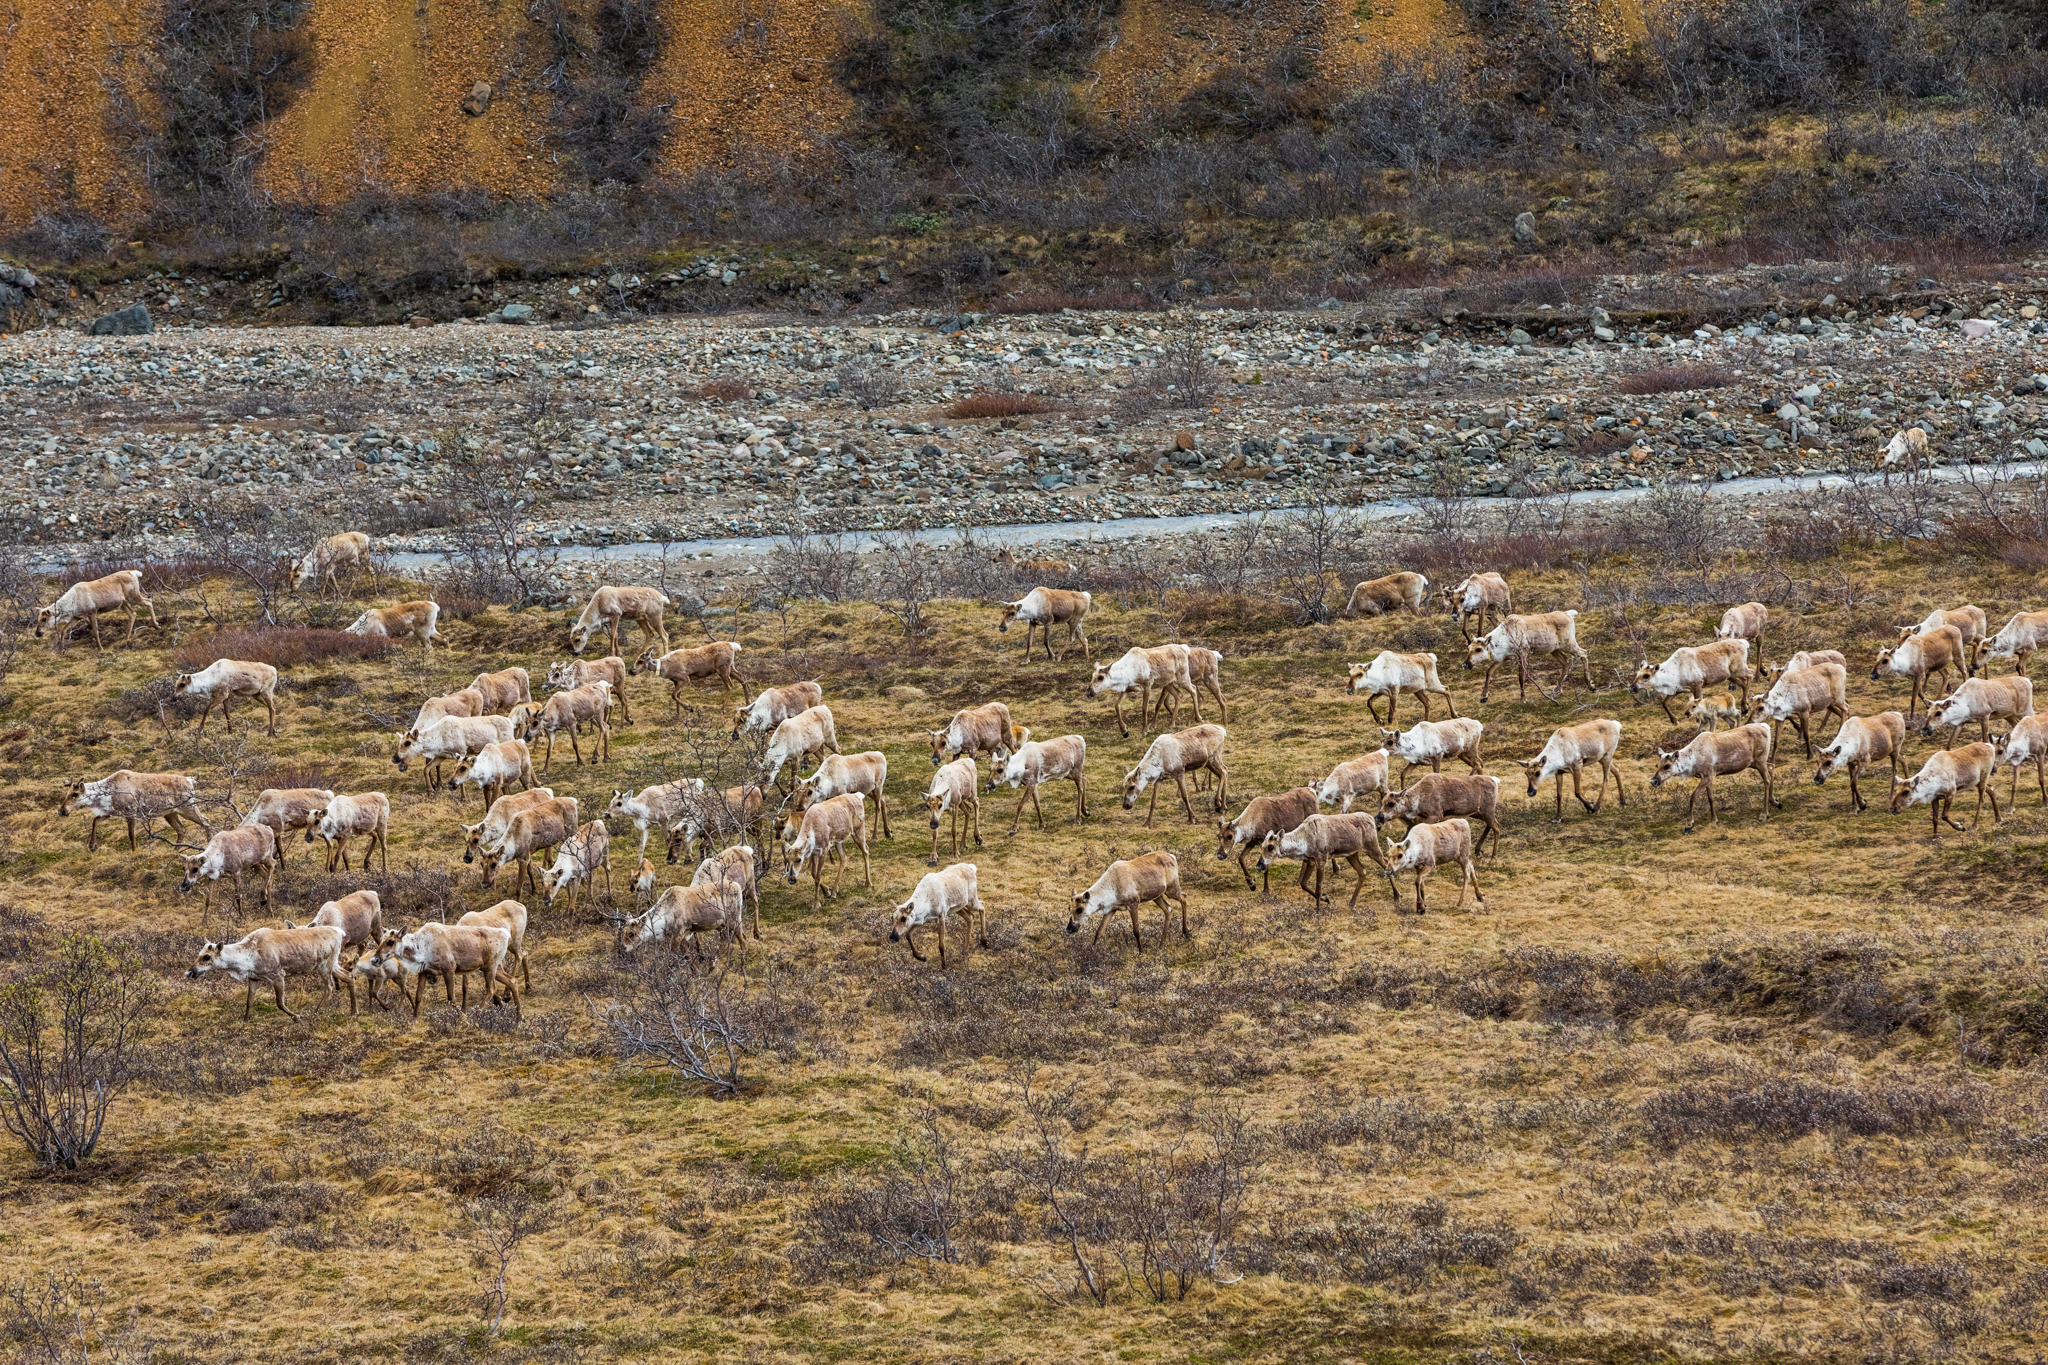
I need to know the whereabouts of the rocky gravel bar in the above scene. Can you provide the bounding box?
[5,257,2048,559]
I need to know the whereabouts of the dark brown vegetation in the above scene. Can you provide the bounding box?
[1616,365,1740,396]
[170,627,396,671]
[945,392,1058,420]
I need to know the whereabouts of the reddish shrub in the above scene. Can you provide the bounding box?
[172,628,395,671]
[1616,366,1738,396]
[945,392,1058,419]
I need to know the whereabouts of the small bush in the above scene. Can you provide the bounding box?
[0,935,157,1170]
[1616,365,1739,396]
[695,378,751,402]
[171,628,396,671]
[838,363,904,410]
[946,392,1057,419]
[361,497,464,536]
[1642,1075,1989,1146]
[0,905,46,962]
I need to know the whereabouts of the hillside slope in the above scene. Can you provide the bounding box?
[0,0,1470,227]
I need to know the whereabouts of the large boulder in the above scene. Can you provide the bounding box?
[89,303,152,336]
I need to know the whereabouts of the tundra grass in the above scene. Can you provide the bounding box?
[3,544,2048,1363]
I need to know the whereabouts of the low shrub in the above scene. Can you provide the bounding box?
[945,392,1058,419]
[1616,365,1739,396]
[171,628,396,671]
[1642,1075,1990,1146]
[695,378,751,402]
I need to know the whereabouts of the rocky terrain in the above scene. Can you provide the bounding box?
[4,257,2048,563]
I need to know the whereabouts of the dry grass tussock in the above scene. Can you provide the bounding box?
[4,538,2048,1361]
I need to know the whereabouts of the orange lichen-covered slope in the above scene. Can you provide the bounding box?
[0,0,156,224]
[642,0,856,173]
[0,0,1487,229]
[257,0,556,203]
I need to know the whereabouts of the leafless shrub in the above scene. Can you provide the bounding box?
[1131,324,1218,412]
[0,1269,157,1364]
[769,517,865,603]
[695,378,751,402]
[430,1120,554,1198]
[1642,1073,1990,1146]
[0,934,158,1170]
[839,362,904,410]
[465,1185,562,1337]
[1949,449,2048,567]
[794,1100,984,1277]
[1002,1061,1113,1306]
[1617,478,1714,570]
[1615,364,1738,396]
[440,397,564,606]
[1411,452,1476,570]
[871,527,939,636]
[992,1065,1264,1306]
[948,392,1057,419]
[594,952,812,1096]
[1263,501,1351,624]
[1238,1197,1522,1287]
[170,627,395,671]
[1100,1109,1262,1301]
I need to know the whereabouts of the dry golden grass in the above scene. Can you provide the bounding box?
[4,546,2048,1363]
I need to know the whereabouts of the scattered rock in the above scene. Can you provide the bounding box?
[1512,212,1538,247]
[88,303,152,336]
[461,82,493,116]
[498,303,534,324]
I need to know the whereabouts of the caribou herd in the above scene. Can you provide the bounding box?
[36,533,2048,1022]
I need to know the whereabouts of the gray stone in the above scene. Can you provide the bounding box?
[461,82,493,116]
[1512,211,1538,247]
[1592,326,1616,342]
[1590,306,1612,326]
[88,303,152,336]
[0,263,37,291]
[720,270,737,286]
[499,303,534,324]
[669,591,707,618]
[1507,328,1532,346]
